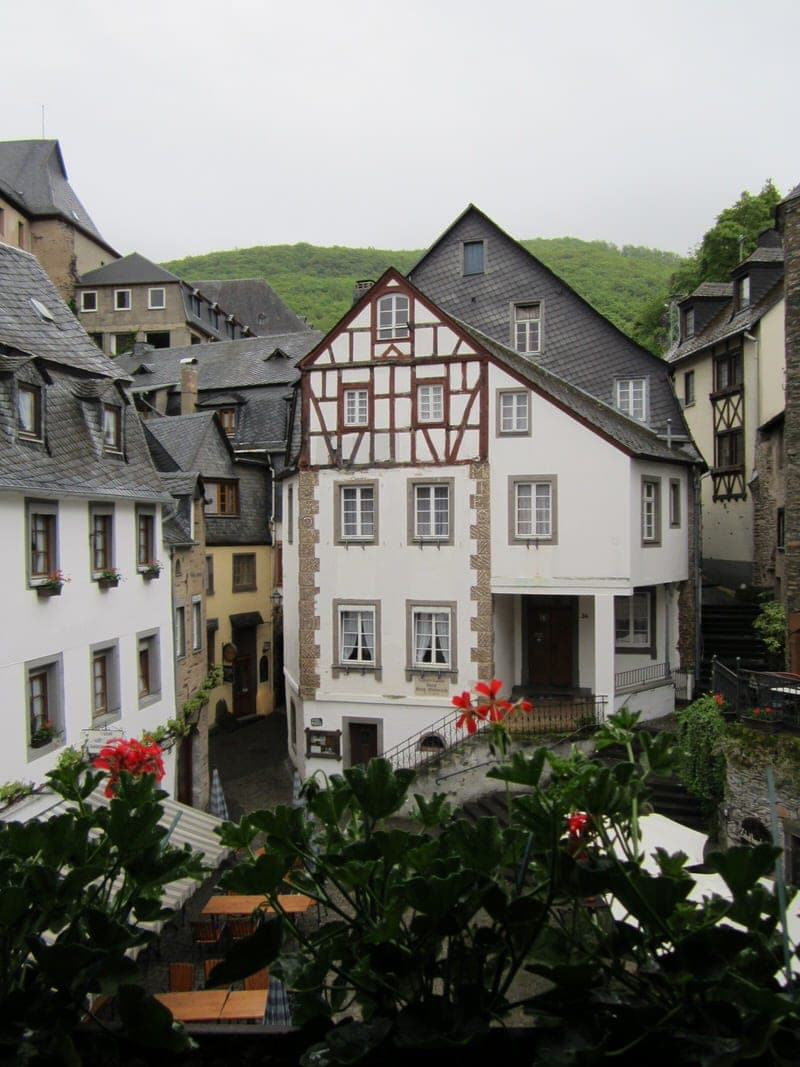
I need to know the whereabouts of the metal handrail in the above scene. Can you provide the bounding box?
[615,662,672,691]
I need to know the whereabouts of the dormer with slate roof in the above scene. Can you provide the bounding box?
[409,205,687,439]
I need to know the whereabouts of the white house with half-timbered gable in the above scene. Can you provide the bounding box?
[280,269,698,778]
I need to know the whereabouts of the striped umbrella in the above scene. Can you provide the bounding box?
[209,768,229,820]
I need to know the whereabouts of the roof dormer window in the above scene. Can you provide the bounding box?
[737,275,750,310]
[682,306,695,339]
[102,404,122,453]
[17,383,43,441]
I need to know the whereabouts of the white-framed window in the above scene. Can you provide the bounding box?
[417,383,444,423]
[175,606,186,659]
[616,379,648,422]
[615,591,652,649]
[344,389,369,427]
[641,478,661,545]
[376,294,409,340]
[338,606,376,665]
[463,240,485,276]
[514,303,541,354]
[148,287,166,310]
[80,291,97,313]
[499,390,529,434]
[737,275,750,309]
[102,404,122,452]
[413,609,451,668]
[341,485,375,541]
[114,289,131,311]
[514,480,554,540]
[17,383,43,440]
[414,483,450,540]
[192,598,202,652]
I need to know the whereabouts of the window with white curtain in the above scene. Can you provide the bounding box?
[615,379,647,422]
[513,303,541,353]
[376,294,409,340]
[341,486,374,540]
[413,610,451,668]
[417,384,444,423]
[344,389,369,426]
[515,482,552,539]
[339,607,375,664]
[499,390,529,433]
[615,592,652,648]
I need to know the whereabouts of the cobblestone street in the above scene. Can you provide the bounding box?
[208,710,294,820]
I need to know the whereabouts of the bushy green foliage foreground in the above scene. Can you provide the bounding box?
[164,238,681,341]
[216,710,800,1064]
[675,694,727,805]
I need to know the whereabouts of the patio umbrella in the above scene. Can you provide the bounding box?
[266,975,292,1027]
[209,768,229,820]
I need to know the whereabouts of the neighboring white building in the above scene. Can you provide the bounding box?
[0,242,177,789]
[280,269,698,779]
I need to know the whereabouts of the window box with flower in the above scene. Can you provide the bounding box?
[30,721,61,750]
[743,706,781,733]
[140,559,162,581]
[96,567,122,589]
[35,571,69,598]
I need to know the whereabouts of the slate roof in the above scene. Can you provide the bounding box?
[0,242,123,377]
[192,279,308,335]
[454,319,698,465]
[116,330,320,392]
[690,282,734,299]
[144,412,231,474]
[409,204,685,436]
[79,252,181,287]
[737,246,784,267]
[667,278,784,365]
[0,140,116,254]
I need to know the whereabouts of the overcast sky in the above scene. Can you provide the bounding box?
[3,0,797,262]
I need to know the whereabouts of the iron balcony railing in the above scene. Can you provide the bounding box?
[614,662,672,692]
[711,658,800,729]
[382,697,608,774]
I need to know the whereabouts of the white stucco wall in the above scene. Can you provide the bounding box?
[0,493,176,787]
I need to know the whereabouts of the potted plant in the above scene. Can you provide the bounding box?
[96,567,122,589]
[140,559,162,580]
[30,721,56,749]
[36,571,69,598]
[744,706,780,734]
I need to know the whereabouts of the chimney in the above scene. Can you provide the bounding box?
[352,279,375,305]
[180,357,198,415]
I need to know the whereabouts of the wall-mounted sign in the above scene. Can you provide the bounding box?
[310,717,323,727]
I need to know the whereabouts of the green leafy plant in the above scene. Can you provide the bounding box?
[754,598,787,657]
[0,780,33,807]
[214,702,799,1063]
[0,757,204,1062]
[675,693,726,803]
[141,666,222,748]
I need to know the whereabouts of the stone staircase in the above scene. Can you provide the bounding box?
[699,601,770,691]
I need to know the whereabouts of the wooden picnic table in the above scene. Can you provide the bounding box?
[154,989,268,1023]
[201,893,314,918]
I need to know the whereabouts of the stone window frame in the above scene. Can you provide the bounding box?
[89,501,116,578]
[137,628,162,708]
[405,599,458,681]
[331,598,382,680]
[334,480,379,546]
[496,389,531,436]
[342,717,384,770]
[507,475,558,545]
[614,587,657,658]
[407,477,455,546]
[25,651,65,760]
[669,478,682,529]
[80,290,98,313]
[26,498,59,585]
[90,638,121,726]
[175,606,187,661]
[232,552,257,592]
[641,477,661,547]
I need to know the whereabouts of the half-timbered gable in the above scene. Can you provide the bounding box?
[299,270,487,470]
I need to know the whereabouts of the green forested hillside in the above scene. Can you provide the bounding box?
[164,237,683,341]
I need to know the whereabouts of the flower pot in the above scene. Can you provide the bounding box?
[36,583,62,598]
[30,733,54,748]
[98,576,120,589]
[141,567,160,581]
[742,716,780,734]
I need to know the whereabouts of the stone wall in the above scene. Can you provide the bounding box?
[778,192,800,669]
[30,219,76,304]
[752,423,786,596]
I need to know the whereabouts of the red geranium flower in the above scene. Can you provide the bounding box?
[753,708,761,717]
[714,693,725,707]
[764,707,774,717]
[475,679,513,724]
[515,699,533,715]
[452,690,487,735]
[94,738,165,798]
[567,812,590,838]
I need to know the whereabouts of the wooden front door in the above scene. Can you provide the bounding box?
[349,723,378,767]
[232,626,257,718]
[528,602,573,689]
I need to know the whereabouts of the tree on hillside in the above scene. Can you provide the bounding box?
[632,180,782,354]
